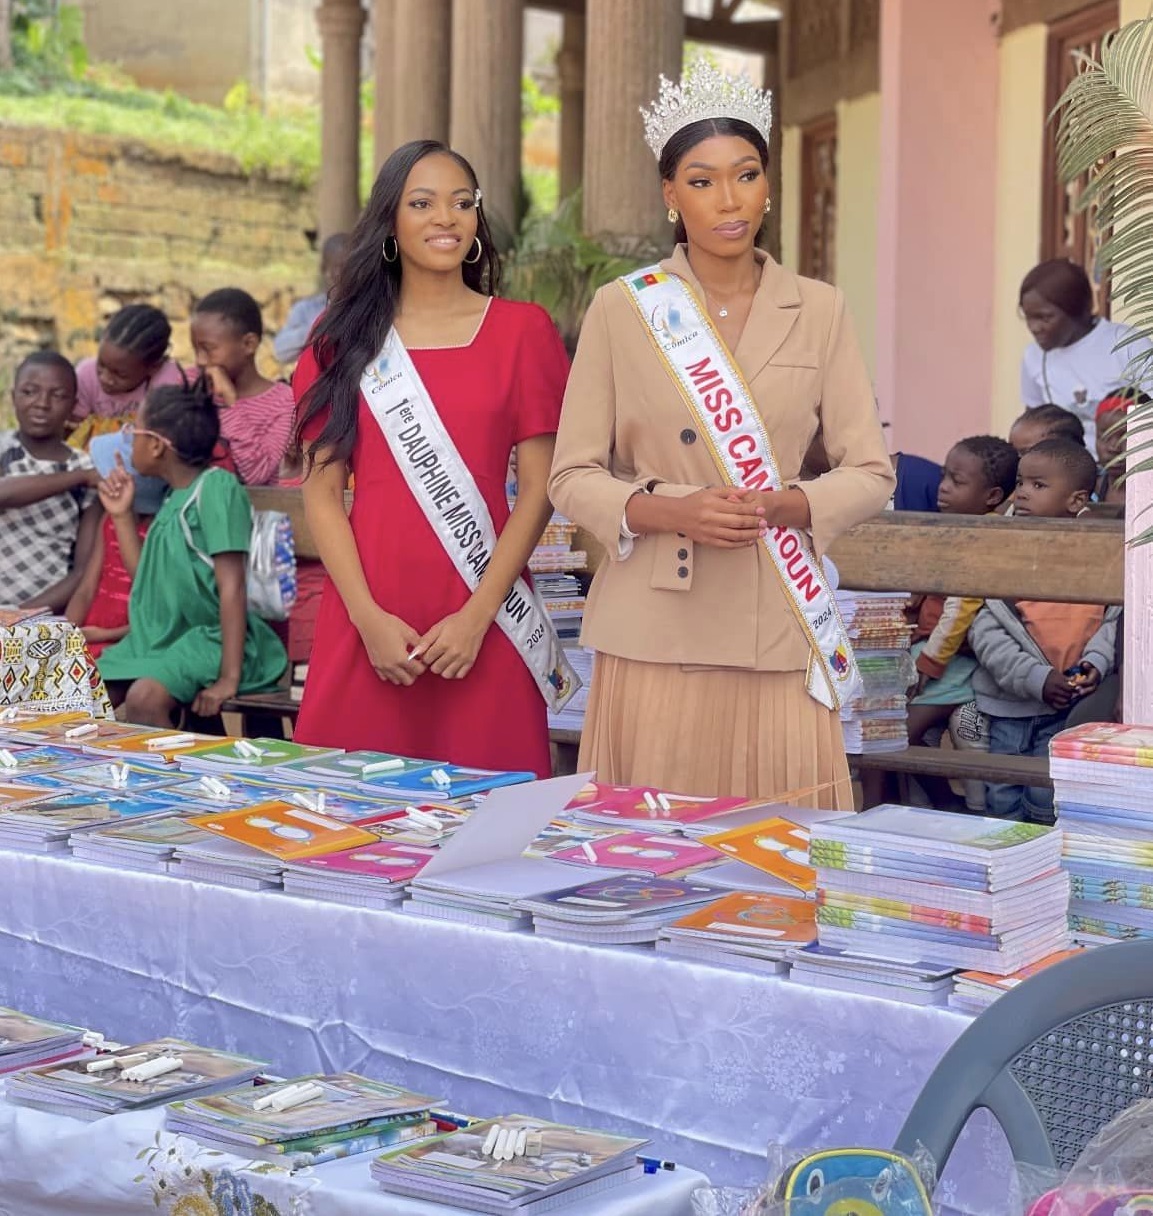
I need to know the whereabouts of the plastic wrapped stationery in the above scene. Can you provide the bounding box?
[166,1073,440,1168]
[281,840,439,908]
[370,1113,649,1214]
[0,1008,90,1074]
[810,805,1069,975]
[6,1038,266,1119]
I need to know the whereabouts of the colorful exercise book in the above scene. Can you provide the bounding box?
[6,1038,267,1118]
[288,839,439,885]
[275,750,444,790]
[188,801,380,862]
[548,830,719,877]
[1051,722,1153,766]
[370,1113,649,1212]
[0,790,183,846]
[0,710,93,743]
[948,949,1082,1015]
[523,822,623,860]
[354,765,536,802]
[80,729,222,765]
[167,1074,440,1167]
[787,943,957,1007]
[63,760,185,795]
[657,892,817,972]
[567,782,750,831]
[69,813,210,872]
[27,720,155,748]
[176,738,345,776]
[0,1007,90,1074]
[0,780,56,806]
[0,745,82,776]
[699,817,817,894]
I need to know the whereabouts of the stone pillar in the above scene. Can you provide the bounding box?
[874,0,998,461]
[583,0,683,247]
[372,0,395,170]
[316,0,365,240]
[392,0,452,147]
[450,0,524,247]
[557,11,585,203]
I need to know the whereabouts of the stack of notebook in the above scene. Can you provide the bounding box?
[175,738,344,778]
[810,805,1069,975]
[517,874,722,945]
[0,1008,90,1074]
[370,1114,648,1214]
[568,783,752,834]
[0,788,182,852]
[948,949,1082,1015]
[167,1074,439,1169]
[787,943,957,1006]
[1051,723,1153,944]
[657,892,817,974]
[281,840,439,908]
[6,1038,266,1120]
[835,590,914,755]
[69,812,208,873]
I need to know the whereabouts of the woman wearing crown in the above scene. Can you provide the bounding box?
[549,63,894,805]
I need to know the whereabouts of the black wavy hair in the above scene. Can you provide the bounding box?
[194,288,265,340]
[15,350,78,393]
[102,304,171,368]
[1019,259,1094,322]
[296,140,501,468]
[142,377,220,468]
[953,435,1019,500]
[658,117,770,248]
[1022,437,1099,494]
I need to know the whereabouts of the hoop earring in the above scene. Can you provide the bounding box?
[667,207,679,224]
[463,236,483,265]
[382,236,399,263]
[764,198,773,215]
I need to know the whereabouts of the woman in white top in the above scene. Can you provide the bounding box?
[1019,258,1150,452]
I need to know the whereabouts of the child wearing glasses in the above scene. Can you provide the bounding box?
[0,353,102,610]
[95,379,286,726]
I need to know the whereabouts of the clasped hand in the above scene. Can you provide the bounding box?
[676,486,768,549]
[358,604,489,686]
[1042,662,1101,710]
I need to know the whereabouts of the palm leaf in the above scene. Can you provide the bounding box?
[1055,18,1153,517]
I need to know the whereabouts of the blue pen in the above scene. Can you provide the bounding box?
[637,1155,676,1173]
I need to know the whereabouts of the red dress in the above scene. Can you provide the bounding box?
[83,513,151,658]
[292,299,568,778]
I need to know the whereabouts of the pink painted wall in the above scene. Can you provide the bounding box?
[875,0,1001,462]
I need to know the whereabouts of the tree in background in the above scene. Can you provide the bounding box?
[0,0,12,70]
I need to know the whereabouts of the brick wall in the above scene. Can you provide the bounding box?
[0,124,319,399]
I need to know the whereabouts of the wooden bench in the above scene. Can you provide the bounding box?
[236,491,1126,791]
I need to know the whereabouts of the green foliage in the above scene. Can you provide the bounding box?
[503,192,661,350]
[522,73,559,129]
[1055,17,1153,532]
[9,1,88,88]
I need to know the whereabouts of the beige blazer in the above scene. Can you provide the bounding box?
[548,245,895,673]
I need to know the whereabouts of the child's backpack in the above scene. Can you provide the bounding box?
[177,469,297,622]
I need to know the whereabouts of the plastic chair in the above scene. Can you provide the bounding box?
[893,940,1153,1173]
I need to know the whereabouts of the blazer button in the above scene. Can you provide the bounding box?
[679,428,697,445]
[677,566,689,579]
[677,548,688,561]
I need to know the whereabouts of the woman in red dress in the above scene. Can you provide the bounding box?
[293,141,568,777]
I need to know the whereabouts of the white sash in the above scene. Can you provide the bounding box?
[360,329,580,712]
[619,266,860,711]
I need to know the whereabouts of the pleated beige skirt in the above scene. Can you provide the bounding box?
[578,654,853,809]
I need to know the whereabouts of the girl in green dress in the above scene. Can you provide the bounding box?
[97,381,286,726]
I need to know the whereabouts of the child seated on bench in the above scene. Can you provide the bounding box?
[96,379,287,726]
[970,439,1119,823]
[1008,403,1085,457]
[904,436,1018,811]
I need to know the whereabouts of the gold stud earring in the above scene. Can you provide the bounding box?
[667,207,679,224]
[764,198,773,215]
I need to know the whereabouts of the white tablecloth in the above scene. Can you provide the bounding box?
[0,850,1009,1212]
[0,1096,707,1216]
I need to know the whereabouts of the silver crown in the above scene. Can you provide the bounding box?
[640,59,773,161]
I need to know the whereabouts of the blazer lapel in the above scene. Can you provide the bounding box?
[732,255,802,386]
[659,246,803,387]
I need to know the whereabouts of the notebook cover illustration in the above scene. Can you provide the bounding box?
[568,782,747,824]
[294,840,438,882]
[0,710,91,734]
[533,874,720,914]
[182,738,343,769]
[1053,723,1153,764]
[0,745,79,775]
[699,817,816,893]
[85,731,218,760]
[32,721,155,746]
[0,781,55,806]
[371,766,535,799]
[670,892,817,942]
[0,1008,85,1048]
[189,801,379,860]
[65,761,184,794]
[88,814,207,847]
[281,751,442,783]
[524,823,621,859]
[357,804,470,843]
[814,805,1054,852]
[0,793,179,829]
[550,831,718,875]
[955,949,1082,993]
